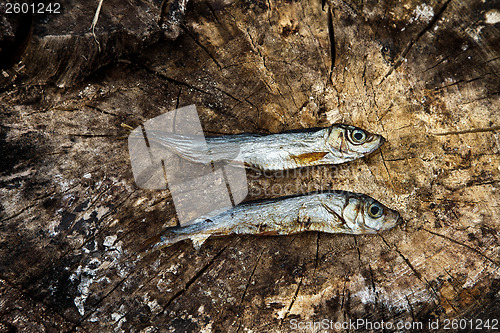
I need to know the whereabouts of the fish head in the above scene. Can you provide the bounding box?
[325,124,385,161]
[340,192,403,234]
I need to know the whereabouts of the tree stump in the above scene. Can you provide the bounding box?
[1,0,499,331]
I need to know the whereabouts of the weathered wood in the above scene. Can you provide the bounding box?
[1,0,499,331]
[0,278,71,332]
[1,0,167,88]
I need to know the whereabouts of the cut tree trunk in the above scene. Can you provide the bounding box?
[0,0,499,332]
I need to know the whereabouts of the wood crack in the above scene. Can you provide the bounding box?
[204,1,222,27]
[424,55,449,72]
[432,125,500,136]
[137,62,211,95]
[313,232,320,275]
[180,25,222,69]
[422,228,500,268]
[299,0,329,76]
[405,294,416,322]
[380,0,453,84]
[104,249,184,331]
[379,235,441,305]
[327,5,336,73]
[155,245,228,317]
[77,269,136,325]
[214,86,242,103]
[433,72,499,91]
[85,104,121,118]
[280,274,304,326]
[240,249,264,304]
[379,149,394,190]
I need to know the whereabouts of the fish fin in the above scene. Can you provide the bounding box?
[290,152,329,165]
[191,234,211,250]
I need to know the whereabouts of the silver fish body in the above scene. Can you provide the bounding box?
[148,191,403,250]
[143,124,385,171]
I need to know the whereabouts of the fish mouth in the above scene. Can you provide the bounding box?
[365,135,385,154]
[396,216,404,226]
[370,135,385,149]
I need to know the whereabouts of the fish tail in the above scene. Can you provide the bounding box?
[139,229,188,253]
[148,132,213,164]
[138,233,163,253]
[139,228,211,252]
[139,131,241,165]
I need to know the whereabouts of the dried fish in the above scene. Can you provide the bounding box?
[141,124,385,171]
[145,191,403,250]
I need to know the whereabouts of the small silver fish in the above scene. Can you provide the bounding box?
[142,124,385,171]
[145,191,403,250]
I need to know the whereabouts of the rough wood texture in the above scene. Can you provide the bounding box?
[1,0,499,331]
[0,0,168,88]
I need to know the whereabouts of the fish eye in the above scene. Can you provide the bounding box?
[350,129,367,144]
[368,202,383,218]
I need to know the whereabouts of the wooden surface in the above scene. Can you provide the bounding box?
[1,0,499,331]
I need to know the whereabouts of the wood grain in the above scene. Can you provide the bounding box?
[1,0,499,331]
